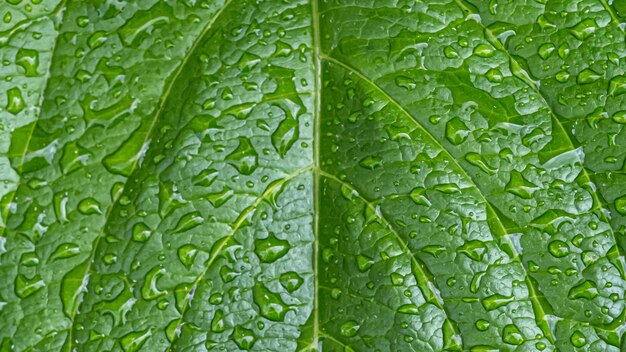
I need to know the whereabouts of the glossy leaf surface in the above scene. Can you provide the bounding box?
[1,0,626,351]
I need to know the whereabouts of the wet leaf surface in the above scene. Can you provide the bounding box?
[1,0,626,351]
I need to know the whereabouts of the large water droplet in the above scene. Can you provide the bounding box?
[254,233,290,263]
[6,87,24,114]
[141,266,166,300]
[445,117,470,145]
[120,329,151,352]
[171,211,204,234]
[226,137,258,175]
[253,283,289,321]
[502,324,523,345]
[279,272,303,293]
[458,240,487,261]
[16,48,39,76]
[568,280,598,300]
[232,325,256,350]
[340,320,360,337]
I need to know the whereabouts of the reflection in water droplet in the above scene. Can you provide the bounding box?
[340,320,360,337]
[226,137,258,175]
[120,329,151,352]
[502,324,524,345]
[16,49,39,77]
[232,325,256,350]
[254,233,290,263]
[570,330,587,347]
[78,198,102,215]
[568,280,598,300]
[253,283,289,321]
[279,272,303,293]
[6,87,24,114]
[445,117,470,145]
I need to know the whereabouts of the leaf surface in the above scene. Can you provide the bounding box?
[1,1,626,351]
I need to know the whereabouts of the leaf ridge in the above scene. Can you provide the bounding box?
[321,54,557,343]
[64,1,236,348]
[167,166,312,349]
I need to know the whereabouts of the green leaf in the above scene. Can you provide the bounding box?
[1,0,626,351]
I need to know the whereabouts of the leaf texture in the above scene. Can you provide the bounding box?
[1,0,626,351]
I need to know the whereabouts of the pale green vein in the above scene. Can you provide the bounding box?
[166,166,312,350]
[311,0,322,350]
[64,1,235,349]
[319,170,462,347]
[321,54,556,344]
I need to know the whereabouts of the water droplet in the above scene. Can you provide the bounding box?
[568,19,598,40]
[409,187,431,206]
[6,87,24,114]
[171,211,204,234]
[226,137,258,175]
[397,304,419,315]
[444,46,459,59]
[271,115,299,158]
[356,255,374,272]
[570,330,586,347]
[502,324,523,345]
[254,233,289,263]
[340,320,360,337]
[15,274,44,299]
[206,186,234,208]
[615,195,626,215]
[548,240,569,258]
[132,222,152,242]
[609,76,626,96]
[568,280,598,300]
[76,16,89,27]
[458,240,487,261]
[120,329,151,352]
[613,111,626,124]
[465,153,496,175]
[395,75,416,90]
[193,168,218,187]
[232,325,256,350]
[537,43,555,59]
[475,319,490,331]
[577,68,601,84]
[391,273,404,286]
[473,44,495,58]
[51,243,80,261]
[485,68,503,83]
[253,283,289,321]
[445,117,470,145]
[220,266,238,283]
[87,31,107,49]
[141,266,166,300]
[505,171,537,199]
[177,244,199,270]
[482,294,513,311]
[211,310,226,332]
[359,155,382,170]
[16,49,38,77]
[279,272,303,292]
[19,252,38,267]
[78,198,102,215]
